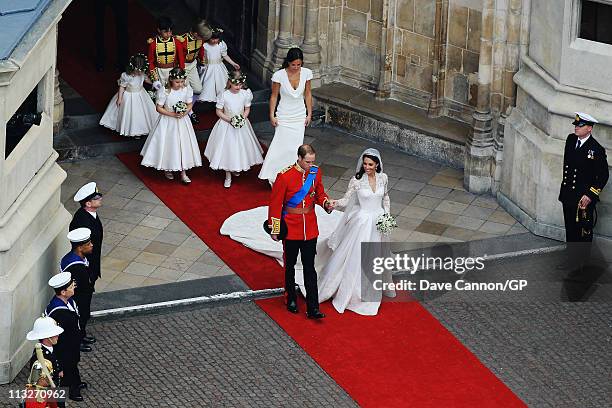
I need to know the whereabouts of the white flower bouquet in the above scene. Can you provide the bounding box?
[230,114,246,129]
[376,213,397,236]
[147,90,156,102]
[173,101,188,114]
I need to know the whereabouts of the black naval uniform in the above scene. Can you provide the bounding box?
[70,208,103,284]
[558,133,609,242]
[45,297,82,397]
[61,253,94,340]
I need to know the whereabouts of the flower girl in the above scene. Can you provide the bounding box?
[140,68,202,184]
[203,71,263,188]
[197,28,240,103]
[99,54,158,138]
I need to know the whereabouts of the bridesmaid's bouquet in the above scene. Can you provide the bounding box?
[376,213,397,236]
[173,101,188,114]
[230,114,246,129]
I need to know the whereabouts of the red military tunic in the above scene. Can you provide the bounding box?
[182,32,205,64]
[268,164,329,241]
[147,35,186,80]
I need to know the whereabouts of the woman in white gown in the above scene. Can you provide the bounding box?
[317,148,396,315]
[258,48,313,184]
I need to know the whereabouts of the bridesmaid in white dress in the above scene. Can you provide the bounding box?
[204,71,264,188]
[197,29,240,103]
[258,48,313,184]
[317,148,396,315]
[99,54,158,138]
[140,68,202,184]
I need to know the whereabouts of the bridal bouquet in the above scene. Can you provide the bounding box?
[173,101,188,114]
[230,114,246,129]
[376,213,397,236]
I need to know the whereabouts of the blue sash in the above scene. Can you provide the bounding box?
[285,167,318,212]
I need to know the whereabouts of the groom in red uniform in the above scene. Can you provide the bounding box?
[268,144,333,319]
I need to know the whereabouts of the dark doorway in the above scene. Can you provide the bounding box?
[198,0,258,69]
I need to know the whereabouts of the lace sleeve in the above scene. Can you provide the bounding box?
[382,173,391,214]
[335,177,360,210]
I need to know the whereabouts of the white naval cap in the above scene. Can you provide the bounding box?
[48,272,72,289]
[26,316,64,340]
[73,182,103,202]
[67,228,91,243]
[573,112,599,125]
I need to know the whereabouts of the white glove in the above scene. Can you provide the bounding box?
[152,81,162,90]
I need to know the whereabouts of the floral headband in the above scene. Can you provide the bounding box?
[169,70,188,80]
[229,73,247,85]
[212,27,224,35]
[128,53,148,72]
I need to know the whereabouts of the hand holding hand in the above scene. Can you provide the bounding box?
[233,63,241,70]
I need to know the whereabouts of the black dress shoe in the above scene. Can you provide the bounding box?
[286,299,298,314]
[80,344,92,352]
[307,310,326,319]
[69,390,84,401]
[82,335,96,344]
[79,382,88,390]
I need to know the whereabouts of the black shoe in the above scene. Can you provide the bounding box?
[79,382,88,390]
[80,344,92,352]
[286,299,298,314]
[307,310,326,319]
[82,335,96,344]
[69,390,84,401]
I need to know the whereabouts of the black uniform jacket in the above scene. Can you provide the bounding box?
[69,208,103,279]
[45,297,81,365]
[559,133,609,203]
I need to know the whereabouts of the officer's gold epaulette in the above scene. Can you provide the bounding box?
[147,37,154,44]
[280,165,293,174]
[175,35,185,42]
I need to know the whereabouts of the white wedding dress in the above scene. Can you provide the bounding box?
[258,67,313,183]
[317,172,396,316]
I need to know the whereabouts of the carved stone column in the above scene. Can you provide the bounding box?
[301,0,321,68]
[53,68,64,134]
[375,0,393,99]
[428,0,449,116]
[272,0,295,66]
[464,0,495,194]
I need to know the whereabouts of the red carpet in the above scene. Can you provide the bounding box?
[117,152,525,407]
[57,0,217,130]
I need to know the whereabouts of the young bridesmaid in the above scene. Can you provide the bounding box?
[204,71,263,188]
[99,54,158,138]
[197,28,240,103]
[140,68,202,183]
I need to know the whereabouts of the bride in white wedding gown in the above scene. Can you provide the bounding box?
[220,148,395,315]
[317,148,396,315]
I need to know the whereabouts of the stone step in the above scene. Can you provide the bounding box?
[313,83,470,169]
[54,101,271,162]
